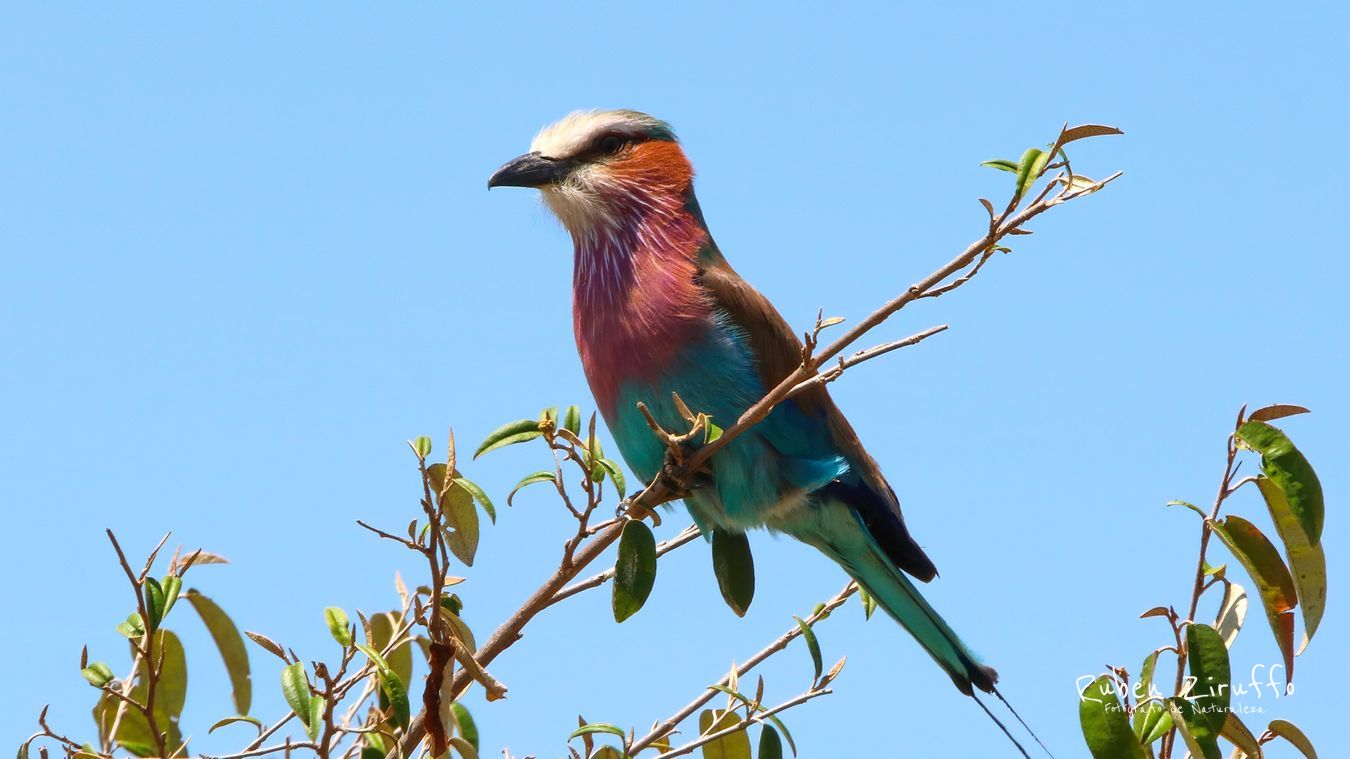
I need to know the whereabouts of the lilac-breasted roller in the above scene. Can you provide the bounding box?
[489,110,1000,698]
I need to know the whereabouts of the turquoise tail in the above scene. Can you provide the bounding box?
[777,499,997,696]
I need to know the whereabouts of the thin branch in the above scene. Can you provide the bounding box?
[789,325,949,397]
[656,689,833,759]
[629,583,856,754]
[552,524,702,605]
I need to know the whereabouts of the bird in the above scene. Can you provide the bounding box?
[488,110,1021,729]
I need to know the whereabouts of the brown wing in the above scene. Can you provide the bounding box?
[697,251,939,581]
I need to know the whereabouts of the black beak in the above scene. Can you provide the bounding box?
[487,152,573,189]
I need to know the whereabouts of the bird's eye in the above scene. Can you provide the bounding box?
[600,135,625,155]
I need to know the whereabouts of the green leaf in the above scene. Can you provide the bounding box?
[1078,675,1145,759]
[306,696,326,740]
[325,607,353,646]
[1255,477,1326,652]
[449,702,478,751]
[1235,421,1324,544]
[354,643,389,672]
[569,723,627,740]
[185,590,253,714]
[81,662,115,687]
[597,458,627,499]
[454,477,497,524]
[474,419,542,459]
[207,716,263,735]
[1167,500,1207,519]
[1211,515,1297,678]
[1015,147,1048,197]
[1132,653,1167,742]
[857,586,877,620]
[1265,718,1318,758]
[1173,624,1230,755]
[613,520,657,622]
[145,578,166,631]
[281,662,311,726]
[1167,699,1219,759]
[704,421,724,444]
[145,629,188,718]
[698,709,751,759]
[507,471,556,506]
[762,714,796,757]
[711,530,755,617]
[160,576,182,619]
[116,612,145,639]
[378,669,410,730]
[792,616,822,682]
[981,158,1020,173]
[758,725,784,759]
[563,405,582,435]
[411,436,433,459]
[442,481,481,566]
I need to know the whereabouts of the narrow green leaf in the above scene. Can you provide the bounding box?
[613,520,658,622]
[857,586,877,620]
[711,530,755,617]
[762,714,796,757]
[1176,624,1230,748]
[1078,675,1146,759]
[160,576,183,619]
[1235,421,1324,544]
[1167,500,1207,518]
[324,607,353,647]
[378,669,410,729]
[792,616,822,682]
[1265,719,1318,758]
[185,590,253,714]
[449,702,478,751]
[81,662,115,687]
[981,158,1020,173]
[563,405,582,435]
[454,477,497,524]
[1132,653,1165,740]
[1211,515,1297,678]
[699,709,751,759]
[597,458,627,499]
[354,643,390,672]
[281,662,311,725]
[1015,147,1047,197]
[507,471,556,506]
[758,725,783,759]
[144,578,166,631]
[306,696,326,740]
[474,420,542,459]
[207,716,263,735]
[568,723,627,740]
[1255,477,1326,651]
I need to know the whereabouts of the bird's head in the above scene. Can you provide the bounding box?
[488,110,696,236]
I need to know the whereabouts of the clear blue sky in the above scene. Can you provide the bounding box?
[4,4,1346,757]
